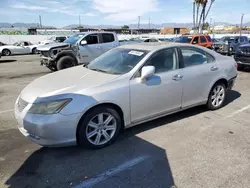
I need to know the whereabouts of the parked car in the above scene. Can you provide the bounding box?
[38,36,67,45]
[143,38,171,42]
[0,41,38,56]
[174,34,213,48]
[211,38,219,43]
[15,43,237,148]
[234,43,250,70]
[213,36,249,55]
[0,41,6,46]
[37,32,119,71]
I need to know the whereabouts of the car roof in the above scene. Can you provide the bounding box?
[118,42,198,52]
[182,34,208,37]
[77,31,116,35]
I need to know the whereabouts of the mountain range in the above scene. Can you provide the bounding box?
[1,22,250,29]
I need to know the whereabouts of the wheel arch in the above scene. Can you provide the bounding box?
[76,102,125,143]
[55,51,78,65]
[208,78,228,98]
[2,48,11,54]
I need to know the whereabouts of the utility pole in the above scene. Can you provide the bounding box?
[138,16,140,29]
[39,15,42,28]
[240,14,244,37]
[79,15,81,27]
[209,17,212,31]
[149,17,151,29]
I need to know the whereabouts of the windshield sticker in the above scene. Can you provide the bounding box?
[128,50,144,56]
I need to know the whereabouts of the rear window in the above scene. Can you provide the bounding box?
[102,34,115,43]
[206,35,212,42]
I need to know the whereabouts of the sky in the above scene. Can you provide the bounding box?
[0,0,250,27]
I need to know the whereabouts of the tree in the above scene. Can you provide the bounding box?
[202,22,210,30]
[76,26,84,29]
[193,0,215,33]
[121,25,129,29]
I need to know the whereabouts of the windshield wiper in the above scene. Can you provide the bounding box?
[89,68,110,73]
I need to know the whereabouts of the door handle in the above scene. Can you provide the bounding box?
[172,74,183,81]
[210,66,218,71]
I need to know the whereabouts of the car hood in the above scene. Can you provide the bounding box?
[240,44,250,47]
[37,42,70,51]
[20,66,120,103]
[213,41,225,45]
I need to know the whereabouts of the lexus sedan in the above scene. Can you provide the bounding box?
[15,43,237,148]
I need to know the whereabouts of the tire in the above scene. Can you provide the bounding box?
[237,64,244,71]
[32,48,37,54]
[56,56,76,70]
[2,49,11,56]
[77,106,122,149]
[206,82,226,110]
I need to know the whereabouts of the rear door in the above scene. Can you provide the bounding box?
[199,36,207,47]
[179,46,220,107]
[78,34,103,64]
[100,33,119,53]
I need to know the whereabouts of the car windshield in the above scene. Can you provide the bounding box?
[63,34,85,44]
[87,48,148,75]
[13,42,20,46]
[175,36,192,43]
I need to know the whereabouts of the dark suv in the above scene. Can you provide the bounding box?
[213,36,249,55]
[234,43,250,70]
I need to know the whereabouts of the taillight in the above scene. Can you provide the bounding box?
[234,63,238,68]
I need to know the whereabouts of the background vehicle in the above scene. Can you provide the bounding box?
[0,41,38,56]
[37,32,119,71]
[213,36,249,55]
[38,36,67,45]
[234,43,250,71]
[0,41,6,46]
[143,38,171,42]
[175,34,213,48]
[15,43,237,149]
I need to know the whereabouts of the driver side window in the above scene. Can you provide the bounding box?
[84,34,99,45]
[145,48,177,74]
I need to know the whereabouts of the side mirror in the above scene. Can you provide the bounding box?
[80,40,87,45]
[139,66,155,83]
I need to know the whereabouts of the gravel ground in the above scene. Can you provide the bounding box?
[0,55,250,188]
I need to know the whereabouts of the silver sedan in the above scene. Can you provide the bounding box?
[14,43,238,148]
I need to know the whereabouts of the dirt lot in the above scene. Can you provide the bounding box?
[0,55,250,188]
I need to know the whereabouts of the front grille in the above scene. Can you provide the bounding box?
[241,47,250,55]
[18,98,28,112]
[41,51,50,57]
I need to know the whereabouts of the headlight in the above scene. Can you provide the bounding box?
[50,49,58,57]
[28,99,72,114]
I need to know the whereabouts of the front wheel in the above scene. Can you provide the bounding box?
[77,106,122,149]
[207,83,226,110]
[237,64,244,71]
[2,49,11,56]
[56,56,76,70]
[32,48,37,54]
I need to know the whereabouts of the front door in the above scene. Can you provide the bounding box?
[79,34,103,64]
[179,47,221,107]
[130,48,183,123]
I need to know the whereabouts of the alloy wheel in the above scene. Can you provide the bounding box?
[211,85,225,107]
[85,113,117,146]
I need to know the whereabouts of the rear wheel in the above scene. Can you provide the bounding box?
[56,56,76,70]
[2,49,11,56]
[77,106,122,149]
[207,83,226,110]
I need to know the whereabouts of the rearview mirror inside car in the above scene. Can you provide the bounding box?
[80,40,87,45]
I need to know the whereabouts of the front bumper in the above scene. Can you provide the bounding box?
[234,54,250,66]
[14,99,82,147]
